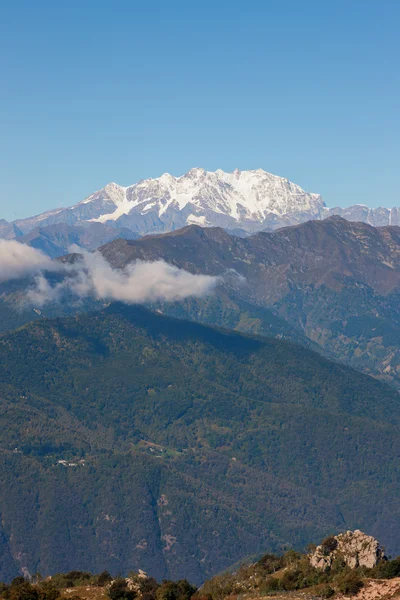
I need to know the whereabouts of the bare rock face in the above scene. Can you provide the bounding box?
[309,530,386,570]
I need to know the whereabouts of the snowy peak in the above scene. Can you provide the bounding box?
[4,168,400,248]
[83,168,325,229]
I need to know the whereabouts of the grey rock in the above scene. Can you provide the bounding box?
[309,530,386,570]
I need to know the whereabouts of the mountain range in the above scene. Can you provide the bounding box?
[97,217,400,390]
[2,168,399,256]
[1,186,400,585]
[1,216,399,390]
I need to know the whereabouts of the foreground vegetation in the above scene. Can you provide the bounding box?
[0,571,196,600]
[201,547,400,599]
[1,546,400,600]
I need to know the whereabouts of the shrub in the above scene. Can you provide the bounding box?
[196,574,232,600]
[50,571,93,589]
[373,558,400,579]
[321,537,338,555]
[257,553,283,574]
[280,569,304,591]
[97,571,113,587]
[319,585,335,598]
[10,578,26,588]
[8,582,38,600]
[262,576,281,592]
[139,576,159,600]
[142,593,158,600]
[109,578,137,600]
[38,581,61,600]
[282,550,302,568]
[336,572,364,596]
[156,580,196,600]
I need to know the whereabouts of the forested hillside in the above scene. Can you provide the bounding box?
[99,218,400,388]
[0,305,400,583]
[2,217,400,390]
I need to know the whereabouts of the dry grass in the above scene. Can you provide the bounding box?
[60,585,108,600]
[220,578,400,600]
[344,577,400,600]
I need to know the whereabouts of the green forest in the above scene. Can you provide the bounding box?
[0,304,400,583]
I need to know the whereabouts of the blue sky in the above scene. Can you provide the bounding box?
[0,0,399,220]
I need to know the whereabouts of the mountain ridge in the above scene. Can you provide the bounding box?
[96,217,400,388]
[1,217,399,388]
[2,169,399,255]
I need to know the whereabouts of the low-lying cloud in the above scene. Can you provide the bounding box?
[0,240,218,306]
[0,239,55,281]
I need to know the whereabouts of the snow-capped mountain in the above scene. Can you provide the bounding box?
[328,204,400,227]
[1,168,399,256]
[87,168,326,232]
[9,168,326,237]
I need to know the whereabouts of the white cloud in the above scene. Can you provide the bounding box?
[28,253,218,306]
[0,239,55,281]
[0,240,218,306]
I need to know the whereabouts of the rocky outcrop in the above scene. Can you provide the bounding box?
[125,570,149,592]
[309,530,386,570]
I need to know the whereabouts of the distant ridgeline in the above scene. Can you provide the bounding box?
[1,217,399,392]
[2,169,400,257]
[1,531,400,600]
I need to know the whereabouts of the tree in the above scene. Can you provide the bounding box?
[108,578,136,600]
[156,580,196,600]
[8,582,39,600]
[98,571,113,587]
[37,581,60,600]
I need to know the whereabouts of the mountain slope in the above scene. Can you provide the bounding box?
[97,218,400,388]
[18,222,139,258]
[0,305,400,582]
[2,169,399,252]
[1,218,399,386]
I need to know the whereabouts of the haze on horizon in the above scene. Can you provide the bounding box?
[1,0,399,221]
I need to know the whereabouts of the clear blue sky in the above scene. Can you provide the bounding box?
[1,0,399,220]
